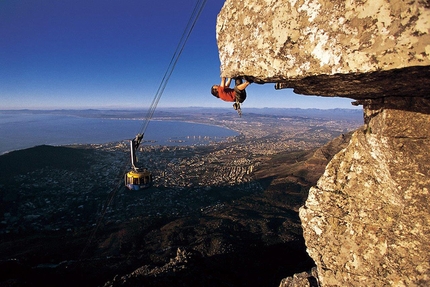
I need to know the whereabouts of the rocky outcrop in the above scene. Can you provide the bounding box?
[300,97,430,286]
[217,0,430,99]
[217,0,430,286]
[103,248,203,287]
[279,267,319,287]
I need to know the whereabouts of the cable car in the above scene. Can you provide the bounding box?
[125,168,152,190]
[125,134,153,190]
[120,0,208,190]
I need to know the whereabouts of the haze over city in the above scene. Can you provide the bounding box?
[0,0,358,110]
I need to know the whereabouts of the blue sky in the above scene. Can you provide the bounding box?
[0,0,358,110]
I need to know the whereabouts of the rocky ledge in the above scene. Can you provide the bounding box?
[217,0,430,286]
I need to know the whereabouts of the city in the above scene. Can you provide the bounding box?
[0,108,362,286]
[1,109,362,234]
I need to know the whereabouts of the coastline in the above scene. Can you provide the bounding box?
[0,111,239,155]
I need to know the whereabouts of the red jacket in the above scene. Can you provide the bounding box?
[217,86,235,102]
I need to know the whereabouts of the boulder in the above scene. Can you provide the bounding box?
[216,0,430,98]
[216,0,430,286]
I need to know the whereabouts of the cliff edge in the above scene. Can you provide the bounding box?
[217,0,430,286]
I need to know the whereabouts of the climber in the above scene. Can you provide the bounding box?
[211,77,252,116]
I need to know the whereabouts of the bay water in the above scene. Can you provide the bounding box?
[0,111,238,154]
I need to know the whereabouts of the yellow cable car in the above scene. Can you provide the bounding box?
[125,168,152,190]
[125,133,153,190]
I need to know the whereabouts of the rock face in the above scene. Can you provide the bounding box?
[217,0,430,286]
[216,0,430,98]
[300,97,430,286]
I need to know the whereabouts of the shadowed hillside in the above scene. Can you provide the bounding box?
[0,131,353,286]
[0,145,95,181]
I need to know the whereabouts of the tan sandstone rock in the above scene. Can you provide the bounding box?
[216,0,430,286]
[216,0,430,98]
[299,97,430,286]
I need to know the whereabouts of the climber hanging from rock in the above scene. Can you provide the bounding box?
[211,77,253,117]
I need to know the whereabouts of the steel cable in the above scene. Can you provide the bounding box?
[139,0,207,135]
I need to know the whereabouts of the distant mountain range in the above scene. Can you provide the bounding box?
[1,107,363,121]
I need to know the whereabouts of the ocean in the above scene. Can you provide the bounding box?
[0,111,238,154]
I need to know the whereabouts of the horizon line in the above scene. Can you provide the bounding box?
[0,106,362,111]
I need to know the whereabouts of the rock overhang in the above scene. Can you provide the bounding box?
[216,0,430,100]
